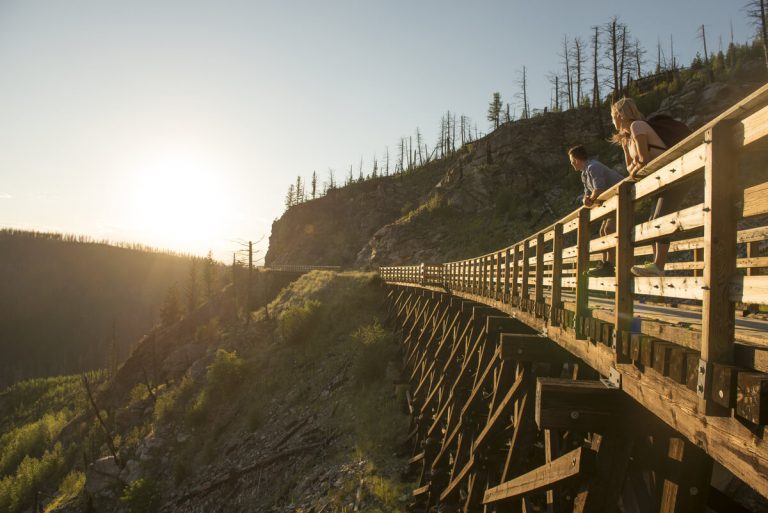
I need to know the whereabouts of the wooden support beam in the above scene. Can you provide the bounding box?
[512,244,521,304]
[711,363,739,409]
[535,378,625,432]
[652,341,675,376]
[572,433,634,513]
[483,447,593,504]
[699,123,738,414]
[501,334,579,363]
[736,371,768,424]
[658,437,712,513]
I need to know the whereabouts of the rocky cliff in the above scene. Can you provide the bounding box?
[266,75,764,269]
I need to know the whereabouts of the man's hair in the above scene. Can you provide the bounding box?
[568,145,589,161]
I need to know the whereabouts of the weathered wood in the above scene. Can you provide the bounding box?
[653,341,675,376]
[614,181,634,363]
[743,181,768,218]
[700,124,738,413]
[572,433,633,513]
[521,239,531,301]
[501,334,579,363]
[535,378,624,431]
[575,209,590,338]
[737,371,768,424]
[733,101,768,148]
[535,232,545,309]
[483,447,592,504]
[633,143,706,200]
[711,363,740,409]
[551,223,564,325]
[658,437,712,513]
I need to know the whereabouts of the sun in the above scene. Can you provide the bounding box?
[127,152,233,254]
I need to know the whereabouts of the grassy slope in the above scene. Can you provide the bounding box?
[0,271,411,513]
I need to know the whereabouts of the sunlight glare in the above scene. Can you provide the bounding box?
[128,151,234,254]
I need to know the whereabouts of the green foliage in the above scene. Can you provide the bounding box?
[43,470,85,513]
[189,349,246,426]
[0,443,66,512]
[120,478,160,513]
[0,410,70,476]
[153,372,195,426]
[160,283,181,326]
[278,299,322,344]
[352,322,397,387]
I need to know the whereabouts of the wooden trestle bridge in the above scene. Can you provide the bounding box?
[380,84,768,513]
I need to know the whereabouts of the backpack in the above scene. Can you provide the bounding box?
[645,114,693,151]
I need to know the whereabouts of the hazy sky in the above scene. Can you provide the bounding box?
[0,0,753,261]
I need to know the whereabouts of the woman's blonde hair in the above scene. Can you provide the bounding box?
[610,97,646,145]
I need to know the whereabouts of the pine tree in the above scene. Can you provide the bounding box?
[203,250,216,299]
[285,184,295,209]
[186,261,199,314]
[161,283,181,326]
[311,171,317,199]
[487,92,502,129]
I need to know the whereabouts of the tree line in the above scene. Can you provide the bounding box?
[285,3,768,212]
[284,109,480,210]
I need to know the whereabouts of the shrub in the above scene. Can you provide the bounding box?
[43,470,85,513]
[153,373,195,426]
[189,349,246,426]
[0,411,70,476]
[120,478,160,513]
[0,443,66,512]
[278,300,322,344]
[352,322,397,387]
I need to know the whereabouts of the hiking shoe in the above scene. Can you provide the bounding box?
[631,263,664,277]
[584,262,615,278]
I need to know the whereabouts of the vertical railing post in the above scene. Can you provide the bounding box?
[495,251,503,300]
[512,244,520,306]
[481,256,487,297]
[521,239,531,311]
[535,232,545,317]
[575,208,591,339]
[551,223,564,326]
[420,263,425,286]
[698,124,737,414]
[614,182,634,363]
[504,247,511,304]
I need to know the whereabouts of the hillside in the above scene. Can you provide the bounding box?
[265,53,767,268]
[0,271,411,513]
[0,230,224,387]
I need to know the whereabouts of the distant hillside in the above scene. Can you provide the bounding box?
[0,230,224,386]
[0,271,410,513]
[265,46,767,268]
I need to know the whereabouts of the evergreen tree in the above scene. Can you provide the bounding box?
[487,92,502,129]
[161,284,181,326]
[203,250,216,299]
[186,261,199,314]
[311,171,317,199]
[285,184,295,209]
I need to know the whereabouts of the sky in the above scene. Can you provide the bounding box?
[0,0,754,262]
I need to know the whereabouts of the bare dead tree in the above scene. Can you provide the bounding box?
[416,128,423,166]
[633,38,646,80]
[619,24,629,94]
[384,146,390,176]
[547,73,560,111]
[698,24,711,67]
[82,374,121,466]
[670,34,677,70]
[592,25,601,108]
[517,66,530,119]
[561,35,574,109]
[573,37,587,106]
[605,17,621,100]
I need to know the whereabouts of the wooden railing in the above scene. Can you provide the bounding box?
[381,83,768,495]
[264,264,342,272]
